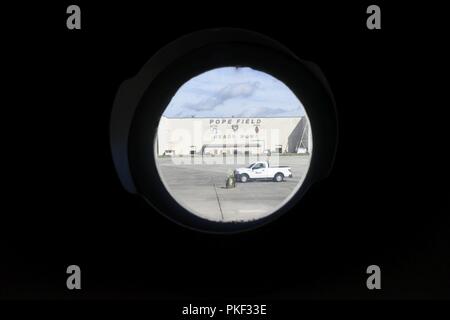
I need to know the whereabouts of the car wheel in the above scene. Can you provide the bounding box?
[240,174,249,183]
[274,173,284,182]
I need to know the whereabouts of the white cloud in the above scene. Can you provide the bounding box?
[164,67,305,117]
[183,81,260,111]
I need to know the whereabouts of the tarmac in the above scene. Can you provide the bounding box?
[156,155,311,222]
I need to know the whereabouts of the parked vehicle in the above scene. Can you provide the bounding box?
[163,150,175,157]
[234,161,292,183]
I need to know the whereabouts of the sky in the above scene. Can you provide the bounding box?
[163,67,305,118]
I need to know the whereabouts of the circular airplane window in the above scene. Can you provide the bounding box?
[110,28,337,233]
[154,67,312,223]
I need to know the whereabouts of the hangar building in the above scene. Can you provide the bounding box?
[156,116,311,156]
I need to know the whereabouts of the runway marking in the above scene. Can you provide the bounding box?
[212,183,224,221]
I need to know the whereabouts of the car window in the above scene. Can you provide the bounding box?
[253,163,265,169]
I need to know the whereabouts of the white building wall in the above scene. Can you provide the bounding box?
[156,116,310,156]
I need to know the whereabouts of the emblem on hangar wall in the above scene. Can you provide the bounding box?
[231,124,239,132]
